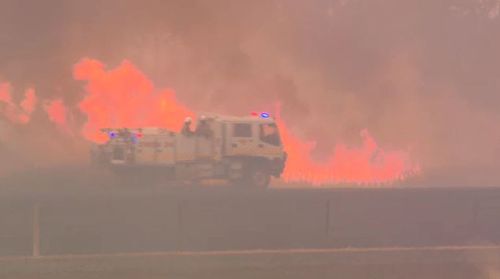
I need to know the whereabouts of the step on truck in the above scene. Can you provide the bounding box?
[90,113,287,188]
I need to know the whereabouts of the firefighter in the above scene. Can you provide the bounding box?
[181,117,194,136]
[195,115,212,138]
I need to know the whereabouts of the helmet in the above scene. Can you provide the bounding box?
[185,117,192,123]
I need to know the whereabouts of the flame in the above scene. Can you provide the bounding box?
[1,58,418,185]
[0,82,37,124]
[73,58,194,142]
[276,115,420,186]
[20,88,37,114]
[44,99,68,130]
[0,82,13,104]
[72,58,419,186]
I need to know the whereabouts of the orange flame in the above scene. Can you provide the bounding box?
[0,82,37,124]
[73,58,194,142]
[44,99,69,131]
[72,58,419,186]
[20,88,37,114]
[276,115,420,186]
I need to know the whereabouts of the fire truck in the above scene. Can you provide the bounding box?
[90,113,287,188]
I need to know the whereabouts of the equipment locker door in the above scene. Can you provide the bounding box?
[175,134,196,161]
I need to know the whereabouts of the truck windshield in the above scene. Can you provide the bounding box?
[259,123,281,146]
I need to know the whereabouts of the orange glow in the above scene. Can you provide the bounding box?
[73,58,194,142]
[0,82,37,124]
[44,99,68,129]
[20,88,37,114]
[276,115,420,186]
[72,58,419,186]
[0,82,12,103]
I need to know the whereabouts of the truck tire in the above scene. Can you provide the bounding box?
[228,159,271,189]
[247,169,271,189]
[235,164,271,189]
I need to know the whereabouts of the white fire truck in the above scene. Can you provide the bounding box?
[90,114,287,188]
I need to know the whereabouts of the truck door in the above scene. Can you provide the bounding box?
[257,123,282,157]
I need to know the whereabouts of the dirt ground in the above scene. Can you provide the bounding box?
[2,247,500,279]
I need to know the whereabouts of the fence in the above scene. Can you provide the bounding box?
[2,188,500,257]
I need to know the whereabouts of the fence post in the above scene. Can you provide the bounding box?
[32,203,40,257]
[177,201,184,251]
[325,200,331,238]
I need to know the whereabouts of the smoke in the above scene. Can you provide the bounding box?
[0,81,87,176]
[0,82,37,124]
[69,58,418,185]
[0,0,499,185]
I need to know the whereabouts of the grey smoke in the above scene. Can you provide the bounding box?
[0,0,499,185]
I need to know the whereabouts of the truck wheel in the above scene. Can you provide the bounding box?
[248,169,271,189]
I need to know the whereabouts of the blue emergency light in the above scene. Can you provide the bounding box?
[260,112,270,118]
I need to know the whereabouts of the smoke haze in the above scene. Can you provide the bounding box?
[0,0,499,185]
